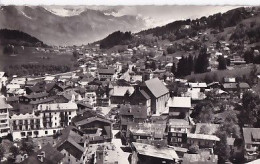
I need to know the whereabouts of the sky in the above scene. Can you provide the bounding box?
[0,0,259,6]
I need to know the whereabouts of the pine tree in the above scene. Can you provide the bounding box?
[171,63,176,75]
[217,55,227,70]
[194,47,209,73]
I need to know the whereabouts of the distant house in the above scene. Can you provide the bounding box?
[194,123,220,135]
[128,123,167,143]
[128,86,151,115]
[187,133,220,149]
[224,77,236,83]
[168,119,191,147]
[188,82,207,92]
[98,68,116,81]
[131,142,179,164]
[222,83,238,92]
[144,78,170,115]
[243,128,260,161]
[56,126,88,164]
[21,143,64,164]
[72,111,112,143]
[118,104,147,144]
[0,98,12,137]
[167,97,191,119]
[238,82,250,92]
[182,151,218,164]
[110,86,134,104]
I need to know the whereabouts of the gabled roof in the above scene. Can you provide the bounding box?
[111,86,134,97]
[23,92,49,99]
[167,97,191,108]
[243,128,260,144]
[74,117,111,127]
[145,78,169,98]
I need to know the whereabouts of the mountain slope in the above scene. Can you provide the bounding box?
[0,29,45,47]
[0,6,146,46]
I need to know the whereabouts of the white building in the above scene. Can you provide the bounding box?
[85,91,97,106]
[0,98,12,137]
[11,103,78,140]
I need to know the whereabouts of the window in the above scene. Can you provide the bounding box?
[69,112,71,115]
[55,117,57,120]
[177,133,182,137]
[53,130,56,134]
[177,138,182,142]
[45,131,48,135]
[27,132,32,136]
[21,132,26,137]
[172,133,176,137]
[69,117,71,120]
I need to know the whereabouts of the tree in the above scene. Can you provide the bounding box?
[249,64,258,85]
[9,146,19,159]
[239,91,260,127]
[0,144,6,161]
[217,55,227,70]
[20,139,34,155]
[215,132,231,163]
[191,101,215,123]
[171,63,176,75]
[188,144,199,154]
[199,125,210,134]
[194,47,209,73]
[151,61,157,71]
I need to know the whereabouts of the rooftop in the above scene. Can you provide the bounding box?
[38,103,78,111]
[111,86,134,97]
[132,142,179,160]
[145,78,169,98]
[167,97,191,108]
[243,128,260,144]
[188,82,207,88]
[194,123,220,135]
[187,133,220,141]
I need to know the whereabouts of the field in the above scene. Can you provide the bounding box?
[0,46,75,71]
[186,64,260,82]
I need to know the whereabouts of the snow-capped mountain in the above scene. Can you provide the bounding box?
[0,6,146,45]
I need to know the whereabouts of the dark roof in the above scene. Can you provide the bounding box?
[238,82,250,89]
[98,68,115,75]
[56,126,86,160]
[23,92,49,99]
[21,143,64,164]
[140,90,150,100]
[76,101,93,110]
[145,78,169,98]
[74,117,111,127]
[119,104,147,119]
[72,110,106,123]
[29,96,55,105]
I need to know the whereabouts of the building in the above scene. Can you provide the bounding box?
[11,112,42,140]
[167,97,191,119]
[128,86,151,115]
[56,126,88,164]
[182,151,218,164]
[85,91,97,106]
[168,119,191,147]
[98,68,116,81]
[243,128,260,161]
[131,142,179,164]
[21,143,64,164]
[110,86,134,104]
[0,98,12,137]
[187,133,220,149]
[144,78,170,115]
[37,103,78,128]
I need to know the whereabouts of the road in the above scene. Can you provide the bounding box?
[112,130,131,164]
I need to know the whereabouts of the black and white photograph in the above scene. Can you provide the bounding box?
[0,1,260,164]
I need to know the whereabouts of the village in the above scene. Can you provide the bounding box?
[0,34,260,164]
